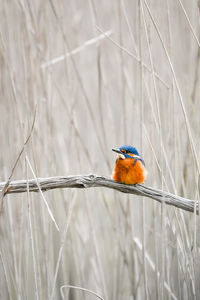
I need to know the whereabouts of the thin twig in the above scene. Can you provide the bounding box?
[60,285,104,300]
[96,25,170,89]
[177,0,200,47]
[0,105,37,210]
[0,174,197,214]
[25,155,60,232]
[26,160,39,300]
[41,30,112,69]
[50,192,76,299]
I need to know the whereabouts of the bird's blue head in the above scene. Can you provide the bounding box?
[112,145,140,159]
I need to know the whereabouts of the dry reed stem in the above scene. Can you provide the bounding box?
[60,285,104,300]
[0,105,37,209]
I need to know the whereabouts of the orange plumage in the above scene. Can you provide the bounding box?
[112,145,147,185]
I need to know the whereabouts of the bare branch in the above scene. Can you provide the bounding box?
[0,174,197,214]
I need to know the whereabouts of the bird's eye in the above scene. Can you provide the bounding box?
[122,150,127,154]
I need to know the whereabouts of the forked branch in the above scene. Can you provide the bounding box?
[0,174,198,214]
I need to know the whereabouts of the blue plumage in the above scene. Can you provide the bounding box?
[119,145,139,155]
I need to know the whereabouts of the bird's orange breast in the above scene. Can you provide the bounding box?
[112,158,147,184]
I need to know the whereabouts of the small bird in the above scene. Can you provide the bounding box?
[112,145,147,185]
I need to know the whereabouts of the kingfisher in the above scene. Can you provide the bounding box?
[112,145,147,185]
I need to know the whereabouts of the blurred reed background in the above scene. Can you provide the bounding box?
[0,0,200,299]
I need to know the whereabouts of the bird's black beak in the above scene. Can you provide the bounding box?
[112,148,122,154]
